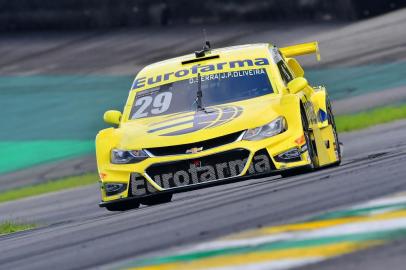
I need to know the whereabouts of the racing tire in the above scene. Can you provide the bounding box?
[140,193,173,206]
[300,108,317,169]
[105,200,140,211]
[327,98,342,166]
[281,109,317,178]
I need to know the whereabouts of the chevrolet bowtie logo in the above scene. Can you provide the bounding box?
[186,147,203,154]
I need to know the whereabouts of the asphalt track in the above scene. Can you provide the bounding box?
[1,119,406,269]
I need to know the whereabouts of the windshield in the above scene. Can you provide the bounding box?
[129,68,273,120]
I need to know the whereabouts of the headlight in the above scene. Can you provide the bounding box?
[111,149,149,164]
[243,117,287,141]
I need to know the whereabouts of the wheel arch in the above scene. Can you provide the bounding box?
[310,87,329,128]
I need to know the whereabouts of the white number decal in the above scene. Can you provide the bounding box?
[131,96,153,119]
[131,92,172,119]
[151,92,172,114]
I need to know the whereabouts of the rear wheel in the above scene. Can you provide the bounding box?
[140,193,173,206]
[105,200,140,211]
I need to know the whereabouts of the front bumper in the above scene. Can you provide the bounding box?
[98,129,310,204]
[99,167,288,208]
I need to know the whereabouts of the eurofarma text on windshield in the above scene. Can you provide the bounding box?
[132,58,270,89]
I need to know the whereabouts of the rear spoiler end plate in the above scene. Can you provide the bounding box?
[280,42,321,61]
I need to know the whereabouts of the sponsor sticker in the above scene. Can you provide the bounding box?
[131,154,272,196]
[132,58,270,90]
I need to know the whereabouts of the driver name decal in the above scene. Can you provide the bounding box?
[188,68,265,84]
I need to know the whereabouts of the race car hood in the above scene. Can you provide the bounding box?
[114,95,289,149]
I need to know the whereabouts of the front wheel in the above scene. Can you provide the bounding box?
[140,193,173,206]
[327,98,342,165]
[301,109,317,169]
[281,110,316,178]
[105,200,140,211]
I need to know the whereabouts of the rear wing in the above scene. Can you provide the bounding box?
[279,42,321,61]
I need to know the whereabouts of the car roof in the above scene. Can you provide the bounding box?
[136,43,271,78]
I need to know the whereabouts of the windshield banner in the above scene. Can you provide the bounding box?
[132,58,270,90]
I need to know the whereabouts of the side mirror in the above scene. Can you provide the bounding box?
[103,110,122,125]
[288,77,308,94]
[287,58,304,77]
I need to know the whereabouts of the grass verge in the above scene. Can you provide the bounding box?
[0,173,98,204]
[336,104,406,132]
[0,221,36,235]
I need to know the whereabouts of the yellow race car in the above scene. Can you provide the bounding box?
[96,41,341,211]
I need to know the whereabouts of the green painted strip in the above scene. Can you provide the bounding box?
[131,230,406,268]
[307,62,406,100]
[0,75,132,140]
[0,140,94,174]
[0,74,128,173]
[310,203,406,221]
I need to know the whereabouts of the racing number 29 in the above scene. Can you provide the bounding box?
[131,92,173,119]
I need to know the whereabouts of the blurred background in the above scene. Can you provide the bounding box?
[1,0,405,30]
[1,0,406,190]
